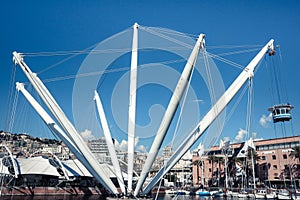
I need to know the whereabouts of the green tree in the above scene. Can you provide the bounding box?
[289,146,300,180]
[289,146,300,162]
[208,155,218,186]
[192,159,202,185]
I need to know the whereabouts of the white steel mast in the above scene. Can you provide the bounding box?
[127,22,139,194]
[143,39,274,194]
[16,82,80,158]
[15,82,116,183]
[94,90,126,194]
[134,34,206,196]
[0,145,19,178]
[13,52,119,194]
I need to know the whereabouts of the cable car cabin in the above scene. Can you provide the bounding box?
[268,104,294,123]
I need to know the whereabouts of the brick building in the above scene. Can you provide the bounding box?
[192,136,300,188]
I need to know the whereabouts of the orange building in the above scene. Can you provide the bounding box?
[192,136,300,188]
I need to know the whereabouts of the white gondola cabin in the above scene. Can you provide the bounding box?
[268,104,294,123]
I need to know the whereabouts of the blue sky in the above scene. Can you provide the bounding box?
[1,1,300,152]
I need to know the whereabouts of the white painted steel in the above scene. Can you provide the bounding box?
[134,34,206,196]
[127,22,139,194]
[143,39,274,194]
[13,52,119,194]
[94,90,126,194]
[0,145,19,178]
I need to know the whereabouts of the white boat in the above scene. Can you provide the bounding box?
[266,189,277,199]
[213,190,226,197]
[277,189,291,199]
[165,188,177,195]
[238,190,249,198]
[196,189,211,196]
[176,189,189,195]
[228,190,239,197]
[255,189,266,199]
[292,190,300,200]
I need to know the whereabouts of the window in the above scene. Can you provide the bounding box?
[209,168,211,172]
[283,154,287,159]
[273,165,278,170]
[261,156,266,160]
[272,155,276,160]
[284,165,289,170]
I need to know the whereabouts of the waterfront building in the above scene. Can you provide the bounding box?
[192,135,300,188]
[150,146,193,188]
[88,138,111,163]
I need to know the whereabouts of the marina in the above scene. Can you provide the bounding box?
[1,2,300,200]
[1,23,300,198]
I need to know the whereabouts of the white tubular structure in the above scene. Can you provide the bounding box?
[15,82,94,178]
[13,52,119,194]
[0,145,19,178]
[30,149,69,180]
[94,90,126,194]
[134,34,206,196]
[127,22,139,193]
[143,39,274,194]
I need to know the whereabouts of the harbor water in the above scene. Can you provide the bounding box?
[0,195,252,200]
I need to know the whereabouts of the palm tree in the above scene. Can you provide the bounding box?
[289,146,300,162]
[192,159,202,186]
[208,154,218,186]
[230,147,260,188]
[289,146,300,181]
[216,156,225,187]
[227,154,241,187]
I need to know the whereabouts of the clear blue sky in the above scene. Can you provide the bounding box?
[1,1,300,151]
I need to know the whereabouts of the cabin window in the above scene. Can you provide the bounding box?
[272,155,276,160]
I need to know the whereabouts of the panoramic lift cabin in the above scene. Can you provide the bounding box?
[268,104,294,123]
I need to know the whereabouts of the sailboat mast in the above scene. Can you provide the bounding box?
[143,39,275,194]
[94,91,126,194]
[127,22,139,194]
[201,159,204,186]
[251,148,256,189]
[134,34,205,196]
[225,152,228,189]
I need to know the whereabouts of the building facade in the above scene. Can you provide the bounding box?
[192,136,300,188]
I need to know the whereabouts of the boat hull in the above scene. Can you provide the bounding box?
[0,186,102,196]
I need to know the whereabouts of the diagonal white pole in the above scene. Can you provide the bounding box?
[0,145,18,178]
[94,90,126,194]
[134,34,206,196]
[15,82,114,182]
[13,52,119,194]
[143,39,274,194]
[16,82,80,159]
[127,22,139,194]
